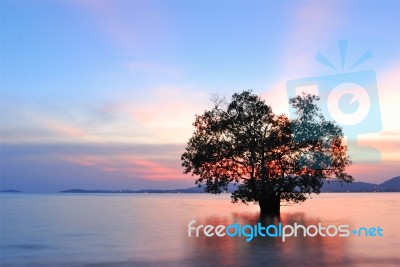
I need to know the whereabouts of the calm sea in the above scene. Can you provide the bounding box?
[0,193,399,267]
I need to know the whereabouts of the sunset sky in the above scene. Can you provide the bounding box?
[1,0,399,192]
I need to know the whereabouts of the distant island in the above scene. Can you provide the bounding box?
[59,188,204,194]
[59,176,399,194]
[0,189,22,193]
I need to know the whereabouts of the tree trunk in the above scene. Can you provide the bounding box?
[259,197,280,216]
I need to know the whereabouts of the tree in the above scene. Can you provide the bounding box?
[181,90,353,215]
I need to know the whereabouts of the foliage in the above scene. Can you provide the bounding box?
[181,90,353,212]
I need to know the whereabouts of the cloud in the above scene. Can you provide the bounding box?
[43,118,88,138]
[126,159,184,180]
[130,86,210,143]
[0,143,194,192]
[347,163,399,184]
[47,143,187,180]
[260,80,290,115]
[0,99,94,143]
[102,167,117,172]
[62,156,97,167]
[0,85,210,144]
[60,153,188,181]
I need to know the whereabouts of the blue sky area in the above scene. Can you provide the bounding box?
[1,0,399,192]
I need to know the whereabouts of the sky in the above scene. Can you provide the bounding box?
[1,0,399,192]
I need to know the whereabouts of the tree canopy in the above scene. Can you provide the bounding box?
[181,90,353,215]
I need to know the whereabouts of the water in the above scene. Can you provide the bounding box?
[1,193,399,266]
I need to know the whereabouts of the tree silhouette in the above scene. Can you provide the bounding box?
[181,90,353,215]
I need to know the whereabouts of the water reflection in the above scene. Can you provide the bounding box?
[186,212,351,267]
[1,193,399,267]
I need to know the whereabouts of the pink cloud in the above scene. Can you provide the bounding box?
[45,120,87,138]
[102,167,117,172]
[130,87,209,142]
[62,157,97,166]
[59,152,187,181]
[356,138,400,163]
[126,159,185,180]
[260,81,290,115]
[347,163,399,184]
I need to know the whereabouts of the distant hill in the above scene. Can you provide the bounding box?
[320,176,399,192]
[0,189,22,193]
[59,189,135,193]
[377,176,400,192]
[321,181,377,192]
[59,176,400,194]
